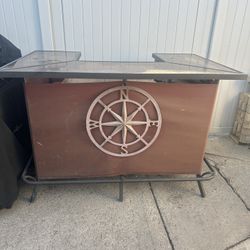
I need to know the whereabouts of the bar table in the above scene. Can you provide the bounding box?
[0,51,247,201]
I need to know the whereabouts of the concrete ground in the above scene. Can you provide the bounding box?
[0,136,249,250]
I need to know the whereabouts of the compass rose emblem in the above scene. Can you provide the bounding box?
[86,85,162,157]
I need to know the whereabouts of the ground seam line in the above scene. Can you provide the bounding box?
[225,236,250,250]
[215,166,250,211]
[148,182,175,250]
[211,163,250,211]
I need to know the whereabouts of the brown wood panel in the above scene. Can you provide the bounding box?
[25,81,218,179]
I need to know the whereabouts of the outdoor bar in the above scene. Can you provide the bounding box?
[0,51,246,201]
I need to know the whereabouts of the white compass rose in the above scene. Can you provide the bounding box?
[86,85,162,157]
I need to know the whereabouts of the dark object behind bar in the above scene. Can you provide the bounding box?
[0,35,31,209]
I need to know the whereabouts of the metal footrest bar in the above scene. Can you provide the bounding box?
[22,156,216,202]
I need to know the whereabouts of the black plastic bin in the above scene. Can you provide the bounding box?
[0,35,31,208]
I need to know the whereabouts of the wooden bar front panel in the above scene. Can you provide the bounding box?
[25,81,218,179]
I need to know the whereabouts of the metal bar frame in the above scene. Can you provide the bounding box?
[22,157,215,202]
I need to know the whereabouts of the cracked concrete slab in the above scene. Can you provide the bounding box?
[151,164,250,250]
[207,155,250,210]
[206,136,250,210]
[0,183,171,250]
[206,136,250,162]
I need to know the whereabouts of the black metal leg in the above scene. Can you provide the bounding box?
[119,177,124,202]
[29,185,37,203]
[196,175,206,198]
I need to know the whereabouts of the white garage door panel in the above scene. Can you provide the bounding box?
[1,0,250,135]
